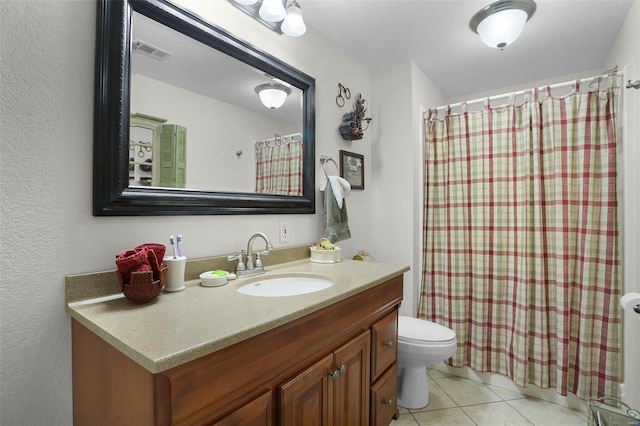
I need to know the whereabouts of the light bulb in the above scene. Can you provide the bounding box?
[477,9,528,49]
[259,0,286,22]
[281,2,306,37]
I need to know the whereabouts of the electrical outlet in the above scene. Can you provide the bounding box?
[279,221,290,243]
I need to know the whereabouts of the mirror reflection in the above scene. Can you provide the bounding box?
[130,10,303,193]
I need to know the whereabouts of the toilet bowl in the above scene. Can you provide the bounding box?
[396,316,457,409]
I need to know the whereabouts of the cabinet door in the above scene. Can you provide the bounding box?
[279,353,334,426]
[159,124,187,188]
[212,391,272,426]
[334,331,371,426]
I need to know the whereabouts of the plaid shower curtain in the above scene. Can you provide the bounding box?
[255,138,303,196]
[419,80,621,401]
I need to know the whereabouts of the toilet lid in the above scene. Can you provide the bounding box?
[398,316,456,343]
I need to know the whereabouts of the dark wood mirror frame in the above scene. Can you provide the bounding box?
[93,0,316,216]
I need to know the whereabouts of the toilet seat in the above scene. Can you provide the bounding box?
[398,316,456,345]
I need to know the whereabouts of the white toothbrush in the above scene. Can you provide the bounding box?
[176,234,183,258]
[170,235,177,259]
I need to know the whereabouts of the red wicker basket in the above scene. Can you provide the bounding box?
[117,264,168,303]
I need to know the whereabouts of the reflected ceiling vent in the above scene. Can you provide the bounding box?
[133,40,173,60]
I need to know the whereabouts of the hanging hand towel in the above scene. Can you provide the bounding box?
[320,176,351,209]
[321,176,351,243]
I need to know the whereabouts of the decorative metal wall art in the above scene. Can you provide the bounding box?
[338,92,372,141]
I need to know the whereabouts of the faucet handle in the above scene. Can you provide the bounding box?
[254,251,270,268]
[227,250,246,271]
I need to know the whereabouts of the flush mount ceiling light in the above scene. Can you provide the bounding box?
[470,0,536,50]
[229,0,306,37]
[255,83,292,109]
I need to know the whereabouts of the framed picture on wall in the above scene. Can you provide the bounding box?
[339,150,364,190]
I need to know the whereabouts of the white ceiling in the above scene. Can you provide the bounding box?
[301,0,633,99]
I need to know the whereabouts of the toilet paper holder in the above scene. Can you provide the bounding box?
[620,292,640,315]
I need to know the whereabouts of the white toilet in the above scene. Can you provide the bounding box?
[396,315,457,409]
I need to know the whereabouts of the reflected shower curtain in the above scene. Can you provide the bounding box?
[419,80,621,400]
[255,137,303,196]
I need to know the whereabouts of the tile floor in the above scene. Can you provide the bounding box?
[392,367,589,426]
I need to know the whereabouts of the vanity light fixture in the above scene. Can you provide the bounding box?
[469,0,536,50]
[255,83,291,109]
[229,0,306,37]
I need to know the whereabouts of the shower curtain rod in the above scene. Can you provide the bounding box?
[255,132,302,148]
[433,69,622,114]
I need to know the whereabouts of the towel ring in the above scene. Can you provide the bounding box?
[320,155,339,178]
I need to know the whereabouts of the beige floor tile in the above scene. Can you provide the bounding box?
[398,406,411,415]
[508,398,586,426]
[437,376,502,406]
[427,366,454,380]
[412,407,476,426]
[407,380,457,412]
[462,401,533,425]
[573,408,589,422]
[390,413,419,426]
[486,384,528,401]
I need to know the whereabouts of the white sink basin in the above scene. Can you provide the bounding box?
[237,275,334,297]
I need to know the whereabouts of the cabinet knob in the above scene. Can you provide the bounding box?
[385,399,393,407]
[330,370,340,381]
[339,364,347,375]
[385,341,394,349]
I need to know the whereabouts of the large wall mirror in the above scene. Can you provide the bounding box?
[93,0,316,215]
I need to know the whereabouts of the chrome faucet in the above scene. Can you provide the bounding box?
[228,232,273,277]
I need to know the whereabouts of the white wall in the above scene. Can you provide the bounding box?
[0,1,372,424]
[605,0,640,410]
[370,60,444,316]
[369,60,414,315]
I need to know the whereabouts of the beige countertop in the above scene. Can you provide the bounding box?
[66,258,409,374]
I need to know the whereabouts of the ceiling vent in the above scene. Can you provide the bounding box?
[133,40,172,61]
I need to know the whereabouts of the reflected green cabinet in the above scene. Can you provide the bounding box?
[159,125,187,188]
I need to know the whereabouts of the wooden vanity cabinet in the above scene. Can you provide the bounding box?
[71,276,402,425]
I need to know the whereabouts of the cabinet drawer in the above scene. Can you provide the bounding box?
[370,364,397,426]
[371,311,397,380]
[212,391,272,426]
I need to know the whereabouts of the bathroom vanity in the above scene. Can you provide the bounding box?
[67,258,408,425]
